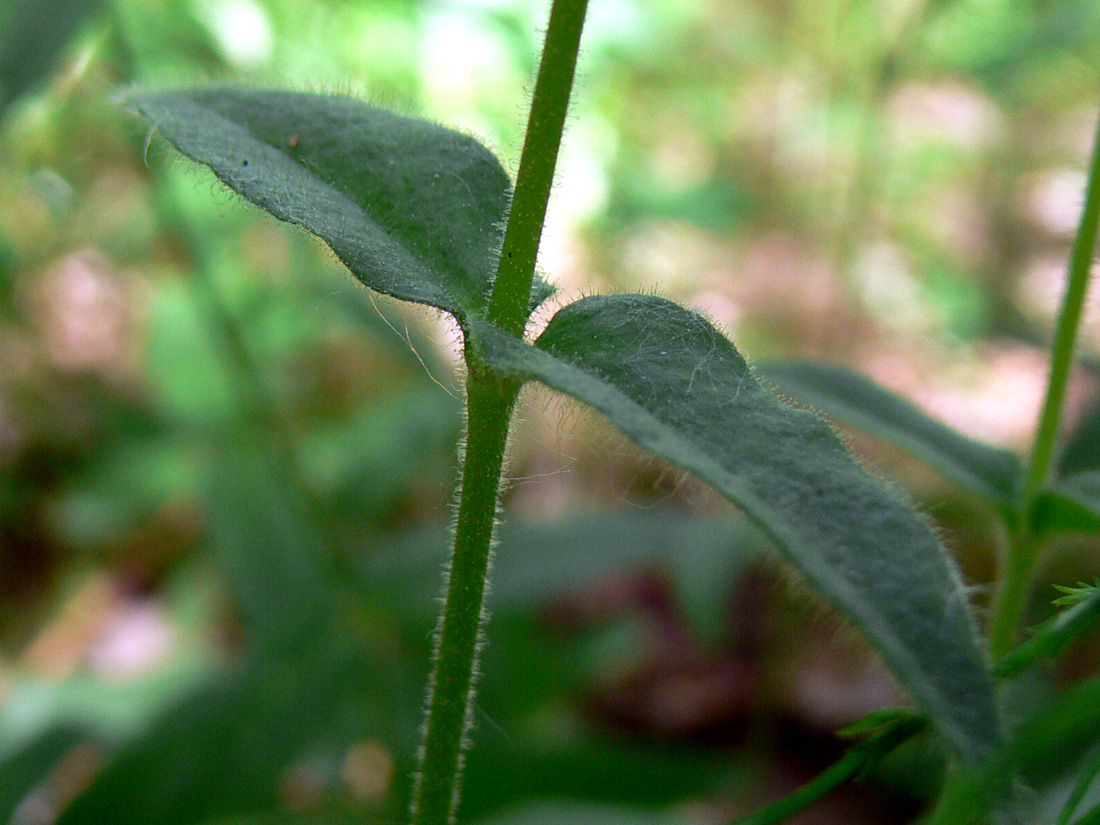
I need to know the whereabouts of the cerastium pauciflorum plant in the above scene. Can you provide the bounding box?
[112,0,1100,822]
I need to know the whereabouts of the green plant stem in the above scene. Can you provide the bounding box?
[410,367,517,825]
[412,3,589,816]
[991,110,1100,656]
[727,716,927,825]
[1024,111,1100,504]
[989,525,1043,658]
[487,0,589,337]
[994,586,1100,679]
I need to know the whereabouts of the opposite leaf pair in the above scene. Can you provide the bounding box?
[121,85,1001,814]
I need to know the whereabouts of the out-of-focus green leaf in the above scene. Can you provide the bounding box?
[55,645,410,825]
[0,661,214,748]
[1031,472,1100,538]
[364,512,762,624]
[0,0,106,117]
[0,232,13,277]
[1059,399,1100,478]
[474,294,1000,765]
[146,283,242,427]
[607,175,755,232]
[198,814,366,825]
[462,709,730,819]
[758,360,1023,508]
[473,801,689,825]
[669,519,762,643]
[119,87,553,323]
[974,1,1100,90]
[50,438,205,548]
[455,608,736,816]
[930,675,1100,825]
[301,385,459,509]
[205,442,332,651]
[0,726,83,823]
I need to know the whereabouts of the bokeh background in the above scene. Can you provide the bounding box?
[2,0,1100,823]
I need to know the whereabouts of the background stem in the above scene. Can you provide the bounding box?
[1023,111,1100,504]
[991,110,1100,656]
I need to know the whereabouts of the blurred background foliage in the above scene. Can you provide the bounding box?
[1,0,1099,823]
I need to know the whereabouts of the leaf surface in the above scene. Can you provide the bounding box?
[205,442,333,651]
[1031,471,1100,537]
[1058,397,1100,477]
[474,294,1000,763]
[55,649,407,825]
[473,802,690,825]
[119,87,552,321]
[0,727,83,823]
[758,360,1022,508]
[364,512,761,623]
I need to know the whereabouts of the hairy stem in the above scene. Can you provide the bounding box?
[410,364,518,825]
[991,110,1100,655]
[487,0,589,337]
[411,2,590,821]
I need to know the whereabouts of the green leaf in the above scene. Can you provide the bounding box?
[1032,471,1100,538]
[1059,398,1100,477]
[474,294,1000,764]
[0,726,84,823]
[1053,579,1100,607]
[205,442,333,651]
[56,648,408,825]
[0,0,106,117]
[363,512,760,624]
[473,802,690,825]
[198,814,367,825]
[757,360,1023,508]
[995,583,1100,679]
[929,674,1100,825]
[118,87,552,322]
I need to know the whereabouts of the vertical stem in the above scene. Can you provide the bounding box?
[410,366,517,825]
[991,109,1100,656]
[411,3,589,821]
[487,0,589,337]
[989,523,1042,658]
[1023,111,1100,503]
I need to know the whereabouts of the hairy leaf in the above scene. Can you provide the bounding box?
[119,87,552,321]
[758,360,1023,508]
[474,294,1000,763]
